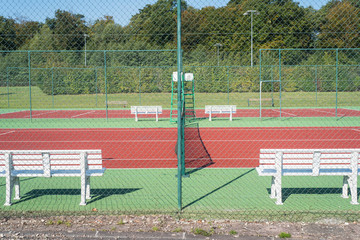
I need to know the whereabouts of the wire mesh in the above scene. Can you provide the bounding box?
[0,0,359,221]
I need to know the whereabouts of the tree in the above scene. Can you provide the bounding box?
[46,10,87,50]
[0,16,16,52]
[318,0,360,48]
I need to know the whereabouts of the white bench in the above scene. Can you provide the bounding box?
[131,106,162,122]
[205,105,236,121]
[0,150,105,206]
[256,149,360,205]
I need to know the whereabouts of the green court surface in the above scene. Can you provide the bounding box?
[1,116,360,129]
[0,169,359,220]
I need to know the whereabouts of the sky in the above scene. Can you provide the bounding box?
[0,0,330,26]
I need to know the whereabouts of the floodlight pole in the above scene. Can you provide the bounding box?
[214,43,223,66]
[244,10,259,67]
[84,34,89,66]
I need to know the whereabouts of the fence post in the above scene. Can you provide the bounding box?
[259,50,262,119]
[335,49,338,117]
[279,49,282,118]
[104,51,108,120]
[227,66,229,105]
[176,0,183,212]
[28,51,32,121]
[315,65,318,105]
[139,66,142,105]
[95,68,98,108]
[51,67,54,108]
[6,67,9,107]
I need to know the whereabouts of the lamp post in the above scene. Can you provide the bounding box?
[84,33,89,66]
[243,10,259,67]
[214,43,223,66]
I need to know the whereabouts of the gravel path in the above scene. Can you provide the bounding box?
[0,215,359,239]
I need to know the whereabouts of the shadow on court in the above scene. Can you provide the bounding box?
[10,188,141,205]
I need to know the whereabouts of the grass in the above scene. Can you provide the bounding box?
[1,86,359,109]
[0,169,359,221]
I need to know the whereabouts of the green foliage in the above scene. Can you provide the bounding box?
[0,0,359,96]
[192,228,213,237]
[279,232,292,238]
[229,230,238,235]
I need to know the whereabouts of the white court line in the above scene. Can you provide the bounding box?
[271,109,298,117]
[71,110,96,118]
[308,108,337,115]
[352,128,360,133]
[0,130,15,136]
[31,110,60,117]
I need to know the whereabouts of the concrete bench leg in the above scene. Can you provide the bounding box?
[274,175,283,205]
[342,176,349,198]
[80,174,87,206]
[5,176,15,206]
[14,177,20,200]
[86,176,91,200]
[348,175,359,205]
[270,176,276,199]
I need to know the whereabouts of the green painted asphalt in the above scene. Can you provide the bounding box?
[0,169,359,220]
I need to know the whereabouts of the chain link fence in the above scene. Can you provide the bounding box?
[0,0,359,221]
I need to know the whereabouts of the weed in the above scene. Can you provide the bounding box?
[152,226,160,231]
[192,228,212,237]
[117,219,125,225]
[46,220,54,225]
[229,230,238,235]
[279,232,292,238]
[173,227,183,233]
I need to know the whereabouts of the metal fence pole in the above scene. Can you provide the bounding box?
[335,49,339,117]
[104,51,108,120]
[51,67,54,108]
[28,51,32,121]
[6,67,10,107]
[176,0,183,212]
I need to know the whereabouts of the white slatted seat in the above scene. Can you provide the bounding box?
[0,150,104,206]
[205,105,236,121]
[131,106,162,121]
[256,149,360,205]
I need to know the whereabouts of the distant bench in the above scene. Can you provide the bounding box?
[0,150,105,206]
[205,105,236,121]
[131,106,162,122]
[256,149,360,205]
[248,98,274,107]
[105,101,128,108]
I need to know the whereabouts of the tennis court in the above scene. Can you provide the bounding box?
[1,107,360,119]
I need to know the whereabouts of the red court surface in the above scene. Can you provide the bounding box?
[1,108,360,119]
[0,127,359,169]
